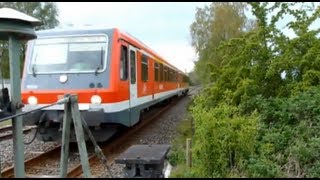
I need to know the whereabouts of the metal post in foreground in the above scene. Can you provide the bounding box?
[70,95,91,177]
[0,7,41,177]
[9,35,24,178]
[59,97,72,177]
[0,49,2,179]
[60,95,91,178]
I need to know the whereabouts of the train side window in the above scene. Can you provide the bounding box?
[176,71,178,82]
[164,66,168,82]
[173,71,175,82]
[154,62,159,81]
[168,68,170,82]
[130,50,136,84]
[160,63,163,82]
[142,54,148,82]
[183,75,188,83]
[163,66,166,82]
[120,45,128,80]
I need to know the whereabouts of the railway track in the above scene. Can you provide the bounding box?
[0,125,36,141]
[1,140,98,178]
[1,142,96,178]
[1,145,61,178]
[68,96,182,178]
[0,95,186,178]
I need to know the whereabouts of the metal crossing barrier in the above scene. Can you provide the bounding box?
[59,94,91,178]
[0,94,114,178]
[0,8,114,178]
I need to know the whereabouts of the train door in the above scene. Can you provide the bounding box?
[128,45,139,125]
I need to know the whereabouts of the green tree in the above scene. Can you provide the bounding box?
[187,2,320,178]
[188,70,200,85]
[190,2,249,84]
[0,2,59,30]
[0,2,59,78]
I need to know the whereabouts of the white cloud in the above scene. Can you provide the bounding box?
[152,41,197,73]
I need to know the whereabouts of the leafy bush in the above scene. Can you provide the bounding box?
[187,2,320,178]
[190,99,259,177]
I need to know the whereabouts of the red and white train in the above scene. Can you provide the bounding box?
[21,27,189,142]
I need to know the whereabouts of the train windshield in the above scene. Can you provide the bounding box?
[29,35,108,74]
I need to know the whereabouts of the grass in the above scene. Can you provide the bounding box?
[167,114,194,178]
[0,120,12,127]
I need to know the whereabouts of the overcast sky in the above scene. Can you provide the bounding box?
[55,2,320,73]
[56,2,211,73]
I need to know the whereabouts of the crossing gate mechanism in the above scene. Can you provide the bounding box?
[115,144,171,178]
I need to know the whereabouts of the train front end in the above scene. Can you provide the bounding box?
[21,28,118,142]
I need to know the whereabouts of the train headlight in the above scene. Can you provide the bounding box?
[91,95,102,104]
[28,96,38,105]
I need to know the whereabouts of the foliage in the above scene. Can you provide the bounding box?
[187,70,201,86]
[167,115,196,178]
[167,117,193,167]
[169,164,199,178]
[190,2,249,84]
[245,87,320,177]
[190,96,258,177]
[0,2,59,78]
[187,2,320,178]
[0,2,59,30]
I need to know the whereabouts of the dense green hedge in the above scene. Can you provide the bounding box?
[186,2,320,178]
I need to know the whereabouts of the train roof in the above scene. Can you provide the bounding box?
[35,26,115,36]
[35,26,187,75]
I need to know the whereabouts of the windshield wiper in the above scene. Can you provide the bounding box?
[32,54,38,77]
[95,47,104,76]
[32,65,37,77]
[94,65,101,75]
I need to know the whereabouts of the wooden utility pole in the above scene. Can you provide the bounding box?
[186,138,192,168]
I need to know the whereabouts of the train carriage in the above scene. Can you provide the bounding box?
[21,27,189,142]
